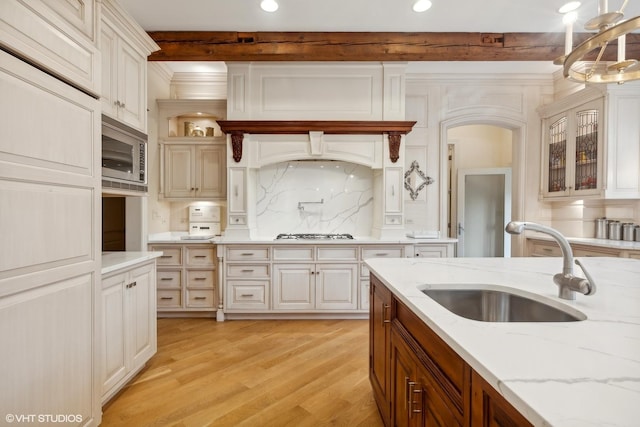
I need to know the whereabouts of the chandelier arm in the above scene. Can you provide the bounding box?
[563,15,640,83]
[587,42,609,80]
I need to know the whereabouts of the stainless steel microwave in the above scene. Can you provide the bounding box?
[102,115,147,191]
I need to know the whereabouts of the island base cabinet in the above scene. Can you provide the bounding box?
[390,326,463,427]
[370,278,392,425]
[371,273,534,427]
[471,371,533,427]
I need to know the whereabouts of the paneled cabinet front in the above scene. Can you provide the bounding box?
[149,244,217,314]
[163,144,226,200]
[101,260,157,403]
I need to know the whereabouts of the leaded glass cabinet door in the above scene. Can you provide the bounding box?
[542,98,603,199]
[547,115,568,195]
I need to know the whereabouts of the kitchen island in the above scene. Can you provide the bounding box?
[366,256,640,426]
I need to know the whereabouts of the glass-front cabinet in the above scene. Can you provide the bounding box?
[542,98,603,199]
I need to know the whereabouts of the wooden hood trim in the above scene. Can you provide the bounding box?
[217,120,416,135]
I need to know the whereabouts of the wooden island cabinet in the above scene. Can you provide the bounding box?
[370,274,533,427]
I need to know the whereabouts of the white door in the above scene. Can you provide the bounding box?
[457,168,512,257]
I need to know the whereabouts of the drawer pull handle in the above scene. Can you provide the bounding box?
[376,253,389,256]
[194,255,207,258]
[241,253,254,256]
[161,278,173,281]
[542,248,552,252]
[382,303,391,325]
[241,293,254,297]
[194,277,207,281]
[160,255,172,258]
[194,296,207,300]
[160,297,173,300]
[241,269,255,273]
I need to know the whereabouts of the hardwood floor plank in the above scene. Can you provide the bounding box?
[101,318,383,427]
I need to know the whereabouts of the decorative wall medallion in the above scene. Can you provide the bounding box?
[231,133,244,162]
[404,160,434,200]
[388,133,401,163]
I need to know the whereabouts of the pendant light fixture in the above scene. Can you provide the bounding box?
[557,0,640,84]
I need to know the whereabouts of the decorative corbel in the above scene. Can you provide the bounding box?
[388,132,401,163]
[230,132,244,162]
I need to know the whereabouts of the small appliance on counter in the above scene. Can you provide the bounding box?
[180,205,221,240]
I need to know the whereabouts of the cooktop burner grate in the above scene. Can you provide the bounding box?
[275,233,354,240]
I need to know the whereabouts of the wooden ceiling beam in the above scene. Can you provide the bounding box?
[147,31,640,62]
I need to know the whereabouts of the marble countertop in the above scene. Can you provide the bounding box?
[148,232,457,245]
[102,251,164,275]
[528,234,640,251]
[365,256,640,427]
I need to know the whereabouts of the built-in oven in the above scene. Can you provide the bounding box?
[102,114,147,192]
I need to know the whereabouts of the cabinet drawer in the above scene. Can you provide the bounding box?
[157,270,181,289]
[273,246,314,261]
[226,263,270,278]
[227,281,269,310]
[186,289,215,308]
[226,246,270,261]
[529,242,562,257]
[361,247,404,260]
[155,247,182,266]
[572,246,620,257]
[415,245,450,258]
[157,290,182,308]
[186,247,215,266]
[186,269,215,288]
[316,246,358,261]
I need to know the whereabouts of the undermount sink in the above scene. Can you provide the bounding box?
[421,287,586,322]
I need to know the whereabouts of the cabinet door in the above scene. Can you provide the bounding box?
[391,328,419,427]
[127,263,156,370]
[102,273,127,395]
[273,264,315,310]
[315,264,358,310]
[117,38,146,131]
[571,101,601,196]
[418,370,461,427]
[164,145,195,198]
[196,145,226,198]
[471,370,533,427]
[100,20,119,118]
[370,278,392,424]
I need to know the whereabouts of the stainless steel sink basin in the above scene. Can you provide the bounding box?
[421,288,586,322]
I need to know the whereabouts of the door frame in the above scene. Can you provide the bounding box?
[456,168,512,257]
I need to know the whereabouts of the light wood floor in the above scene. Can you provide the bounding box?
[101,318,384,427]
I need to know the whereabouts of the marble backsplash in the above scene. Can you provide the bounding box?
[256,161,374,237]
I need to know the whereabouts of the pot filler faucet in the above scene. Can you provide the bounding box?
[505,221,596,300]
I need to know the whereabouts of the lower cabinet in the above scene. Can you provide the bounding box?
[526,237,639,258]
[273,263,358,310]
[148,243,217,315]
[101,260,157,403]
[370,274,533,427]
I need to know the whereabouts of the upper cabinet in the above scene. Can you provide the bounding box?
[539,84,640,200]
[0,0,100,95]
[157,99,228,200]
[100,0,159,132]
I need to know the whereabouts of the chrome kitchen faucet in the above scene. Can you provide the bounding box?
[505,221,596,300]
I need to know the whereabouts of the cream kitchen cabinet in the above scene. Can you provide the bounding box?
[101,260,157,403]
[224,245,271,311]
[148,244,218,315]
[273,263,359,311]
[272,245,359,311]
[0,0,100,95]
[526,237,639,258]
[100,0,158,132]
[539,85,640,200]
[162,143,227,200]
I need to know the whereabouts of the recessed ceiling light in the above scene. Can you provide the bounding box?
[261,0,278,12]
[413,0,432,13]
[558,1,581,14]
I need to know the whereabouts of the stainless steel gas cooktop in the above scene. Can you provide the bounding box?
[275,233,354,240]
